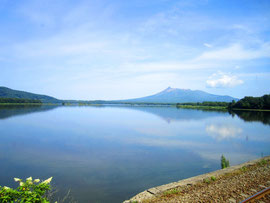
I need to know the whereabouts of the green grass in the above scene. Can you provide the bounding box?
[258,159,267,166]
[240,166,247,172]
[163,188,181,196]
[176,105,227,110]
[203,176,216,184]
[203,178,211,184]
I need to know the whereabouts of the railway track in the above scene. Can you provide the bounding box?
[136,158,270,203]
[240,186,270,203]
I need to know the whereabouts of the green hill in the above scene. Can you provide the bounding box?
[0,87,61,103]
[230,94,270,110]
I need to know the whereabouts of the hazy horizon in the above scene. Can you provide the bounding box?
[1,85,241,101]
[1,0,270,100]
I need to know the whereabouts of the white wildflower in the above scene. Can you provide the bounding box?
[14,178,21,182]
[26,177,32,181]
[41,177,53,184]
[34,179,40,183]
[20,182,24,186]
[3,186,10,190]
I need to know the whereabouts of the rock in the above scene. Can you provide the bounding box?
[228,198,236,203]
[250,189,257,193]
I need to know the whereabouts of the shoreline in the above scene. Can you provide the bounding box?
[231,108,270,112]
[124,156,270,203]
[1,103,270,112]
[0,103,59,106]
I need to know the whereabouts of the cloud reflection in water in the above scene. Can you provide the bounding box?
[206,124,243,141]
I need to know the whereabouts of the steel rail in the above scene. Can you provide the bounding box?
[240,186,270,203]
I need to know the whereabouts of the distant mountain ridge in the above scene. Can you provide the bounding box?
[121,87,238,103]
[0,86,238,104]
[0,87,60,103]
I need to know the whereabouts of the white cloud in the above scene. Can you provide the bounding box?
[206,72,243,88]
[203,43,212,48]
[206,124,243,141]
[197,43,270,61]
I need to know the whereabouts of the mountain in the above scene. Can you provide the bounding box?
[121,87,238,103]
[0,86,238,104]
[0,87,61,103]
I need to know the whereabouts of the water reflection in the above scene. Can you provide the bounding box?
[206,124,243,141]
[0,106,270,202]
[231,110,270,125]
[0,105,59,120]
[0,105,270,127]
[110,106,270,126]
[111,106,228,123]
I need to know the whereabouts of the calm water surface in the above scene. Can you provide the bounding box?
[0,105,270,202]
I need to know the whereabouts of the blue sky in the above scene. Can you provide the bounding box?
[0,0,269,100]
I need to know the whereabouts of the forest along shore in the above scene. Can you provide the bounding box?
[124,156,270,203]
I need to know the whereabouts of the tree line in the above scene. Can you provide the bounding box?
[0,98,42,104]
[229,94,270,110]
[176,94,270,110]
[177,102,229,107]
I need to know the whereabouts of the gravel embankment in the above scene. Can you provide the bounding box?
[144,159,270,203]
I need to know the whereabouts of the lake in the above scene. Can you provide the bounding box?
[0,105,270,202]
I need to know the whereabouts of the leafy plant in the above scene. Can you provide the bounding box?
[241,166,247,172]
[221,155,230,169]
[204,178,210,184]
[210,176,216,181]
[258,159,267,166]
[0,177,53,203]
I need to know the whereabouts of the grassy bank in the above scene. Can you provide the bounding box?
[176,105,227,110]
[1,102,270,112]
[176,105,270,111]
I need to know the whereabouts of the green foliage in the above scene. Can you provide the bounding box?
[221,155,230,169]
[229,94,270,110]
[210,176,216,181]
[258,159,267,166]
[0,177,52,203]
[177,101,229,107]
[230,110,270,125]
[0,98,42,104]
[0,86,60,103]
[203,176,216,184]
[176,102,229,110]
[203,178,210,184]
[241,166,247,172]
[163,188,180,195]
